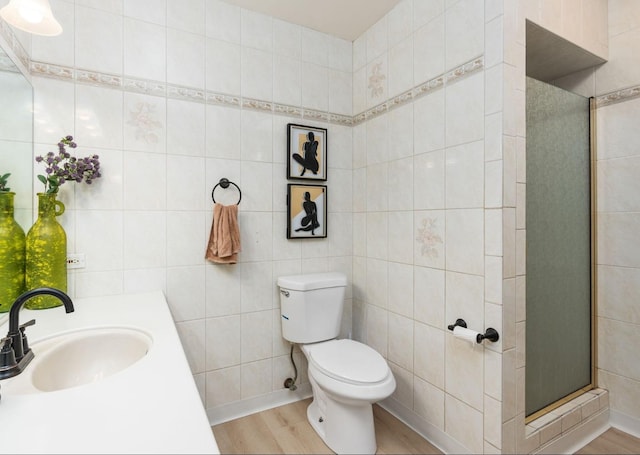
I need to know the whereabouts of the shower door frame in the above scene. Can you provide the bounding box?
[524,95,598,424]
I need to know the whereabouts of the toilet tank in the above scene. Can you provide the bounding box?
[277,272,347,344]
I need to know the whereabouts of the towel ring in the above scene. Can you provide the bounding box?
[211,178,241,205]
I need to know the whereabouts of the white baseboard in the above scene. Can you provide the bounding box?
[535,409,610,454]
[378,397,470,454]
[610,409,640,439]
[207,384,312,426]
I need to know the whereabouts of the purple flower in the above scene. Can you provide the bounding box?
[35,135,103,194]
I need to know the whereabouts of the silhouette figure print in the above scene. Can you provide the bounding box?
[292,131,320,176]
[295,191,320,235]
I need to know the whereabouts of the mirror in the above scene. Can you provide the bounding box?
[0,39,33,230]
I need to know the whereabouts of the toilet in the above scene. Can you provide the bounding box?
[277,272,395,454]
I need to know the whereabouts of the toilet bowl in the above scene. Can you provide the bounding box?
[277,273,396,454]
[302,339,395,454]
[303,339,395,403]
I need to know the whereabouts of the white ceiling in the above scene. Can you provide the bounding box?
[221,0,401,41]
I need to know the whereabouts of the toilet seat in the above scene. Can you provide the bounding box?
[303,339,390,385]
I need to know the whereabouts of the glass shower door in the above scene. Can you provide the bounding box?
[525,77,593,417]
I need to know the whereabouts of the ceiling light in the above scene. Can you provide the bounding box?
[0,0,62,36]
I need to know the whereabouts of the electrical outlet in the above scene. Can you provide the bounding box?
[67,253,86,269]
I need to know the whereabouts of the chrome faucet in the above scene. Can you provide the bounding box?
[0,288,74,381]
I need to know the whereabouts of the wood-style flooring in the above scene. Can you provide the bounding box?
[212,398,440,454]
[576,427,640,454]
[212,398,640,454]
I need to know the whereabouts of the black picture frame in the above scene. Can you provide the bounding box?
[286,183,327,239]
[287,123,327,181]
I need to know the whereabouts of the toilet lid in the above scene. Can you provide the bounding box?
[305,339,390,385]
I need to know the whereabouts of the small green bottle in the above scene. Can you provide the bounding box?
[0,191,26,312]
[25,193,67,309]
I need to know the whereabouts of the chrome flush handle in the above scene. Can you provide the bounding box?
[280,289,290,297]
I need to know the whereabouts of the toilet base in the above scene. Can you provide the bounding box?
[306,390,377,454]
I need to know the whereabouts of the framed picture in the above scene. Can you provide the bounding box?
[287,184,327,239]
[287,123,327,181]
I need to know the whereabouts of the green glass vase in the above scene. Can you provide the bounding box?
[25,193,67,309]
[0,192,26,313]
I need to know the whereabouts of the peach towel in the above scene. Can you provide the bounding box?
[205,203,241,264]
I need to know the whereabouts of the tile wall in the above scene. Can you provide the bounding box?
[10,0,639,452]
[351,1,506,453]
[511,0,640,451]
[25,0,511,451]
[596,95,640,430]
[27,0,354,419]
[594,0,640,431]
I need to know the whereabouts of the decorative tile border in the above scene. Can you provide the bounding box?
[0,52,19,73]
[351,56,484,126]
[273,104,302,117]
[242,97,272,112]
[30,62,73,80]
[596,84,640,107]
[0,20,29,76]
[167,84,206,103]
[123,77,167,97]
[11,41,640,124]
[303,108,330,123]
[207,91,241,108]
[327,113,353,127]
[445,56,484,84]
[27,55,484,127]
[76,68,122,87]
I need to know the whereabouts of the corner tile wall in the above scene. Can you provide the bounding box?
[501,1,526,452]
[524,0,608,59]
[352,1,507,453]
[594,0,640,436]
[22,0,640,452]
[28,0,353,418]
[0,0,32,60]
[506,0,612,452]
[510,0,640,451]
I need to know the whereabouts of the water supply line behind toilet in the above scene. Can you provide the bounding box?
[284,344,298,391]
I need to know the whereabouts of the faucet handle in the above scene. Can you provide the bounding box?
[18,319,36,356]
[0,336,17,371]
[19,319,36,331]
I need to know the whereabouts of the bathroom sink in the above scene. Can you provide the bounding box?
[3,327,152,394]
[31,327,152,392]
[0,291,219,455]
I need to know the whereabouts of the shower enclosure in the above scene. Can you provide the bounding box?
[525,77,594,419]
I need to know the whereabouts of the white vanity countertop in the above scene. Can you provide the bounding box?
[0,291,219,454]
